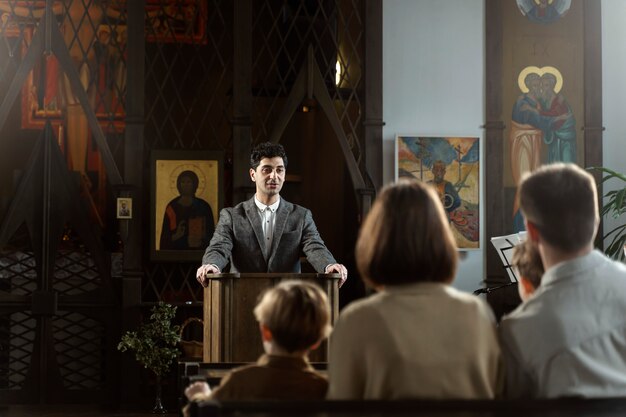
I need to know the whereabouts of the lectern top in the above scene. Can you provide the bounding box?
[203,272,341,280]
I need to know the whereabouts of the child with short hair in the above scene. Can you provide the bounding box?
[183,280,330,410]
[511,240,544,301]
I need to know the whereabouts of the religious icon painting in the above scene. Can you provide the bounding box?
[509,65,576,232]
[116,197,132,219]
[516,0,572,25]
[150,150,224,261]
[395,135,480,250]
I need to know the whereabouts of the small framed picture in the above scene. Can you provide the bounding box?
[117,197,132,219]
[150,150,224,262]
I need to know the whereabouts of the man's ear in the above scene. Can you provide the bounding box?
[250,168,256,183]
[525,219,541,243]
[259,324,272,342]
[519,277,535,296]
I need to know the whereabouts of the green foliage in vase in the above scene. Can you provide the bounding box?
[591,167,626,261]
[117,302,181,377]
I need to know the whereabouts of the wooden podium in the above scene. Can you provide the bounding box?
[202,273,340,363]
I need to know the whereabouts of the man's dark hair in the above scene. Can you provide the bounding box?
[250,142,288,169]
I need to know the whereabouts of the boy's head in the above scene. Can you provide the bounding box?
[253,280,331,354]
[512,240,544,301]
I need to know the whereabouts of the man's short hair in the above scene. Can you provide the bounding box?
[512,240,544,289]
[355,179,458,286]
[519,163,599,252]
[250,142,288,170]
[253,280,331,353]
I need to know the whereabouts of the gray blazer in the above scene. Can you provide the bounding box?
[202,197,336,273]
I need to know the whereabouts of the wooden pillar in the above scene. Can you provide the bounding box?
[121,0,145,307]
[363,0,384,196]
[484,0,505,285]
[119,0,145,405]
[583,1,604,249]
[232,0,253,204]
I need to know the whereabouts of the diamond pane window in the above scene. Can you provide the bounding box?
[142,1,233,302]
[52,311,106,390]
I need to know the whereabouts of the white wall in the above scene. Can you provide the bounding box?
[382,0,625,292]
[601,0,626,246]
[383,0,485,292]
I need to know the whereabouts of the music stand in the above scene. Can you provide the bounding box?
[473,232,527,295]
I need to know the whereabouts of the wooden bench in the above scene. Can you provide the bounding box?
[188,397,626,417]
[179,361,327,397]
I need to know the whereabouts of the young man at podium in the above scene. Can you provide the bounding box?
[196,142,347,287]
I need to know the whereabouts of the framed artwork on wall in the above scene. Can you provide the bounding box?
[395,135,480,250]
[150,150,223,262]
[484,0,601,319]
[116,197,132,219]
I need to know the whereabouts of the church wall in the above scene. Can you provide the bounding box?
[383,0,625,293]
[382,0,485,292]
[601,0,626,248]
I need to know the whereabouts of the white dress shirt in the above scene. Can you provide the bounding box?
[254,196,280,253]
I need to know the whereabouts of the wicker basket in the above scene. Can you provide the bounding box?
[179,317,203,359]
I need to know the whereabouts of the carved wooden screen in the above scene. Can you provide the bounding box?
[250,0,364,162]
[0,0,380,405]
[244,0,369,293]
[0,0,128,403]
[141,0,373,307]
[141,0,233,308]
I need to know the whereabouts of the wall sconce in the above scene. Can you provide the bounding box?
[335,60,342,86]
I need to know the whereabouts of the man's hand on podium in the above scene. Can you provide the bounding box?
[196,264,220,287]
[325,263,348,288]
[196,263,348,288]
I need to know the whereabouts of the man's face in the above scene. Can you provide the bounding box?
[179,176,195,196]
[432,165,446,183]
[528,77,541,96]
[250,157,285,198]
[541,78,555,96]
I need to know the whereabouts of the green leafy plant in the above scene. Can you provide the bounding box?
[591,167,626,261]
[117,302,181,377]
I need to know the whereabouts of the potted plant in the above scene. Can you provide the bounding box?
[592,167,626,261]
[118,302,181,414]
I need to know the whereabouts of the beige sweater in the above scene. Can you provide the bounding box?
[327,282,503,399]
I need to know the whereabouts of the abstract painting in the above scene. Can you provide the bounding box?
[396,136,480,249]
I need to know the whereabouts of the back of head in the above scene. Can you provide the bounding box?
[512,240,544,288]
[519,163,599,252]
[253,280,331,353]
[250,142,288,169]
[356,179,458,286]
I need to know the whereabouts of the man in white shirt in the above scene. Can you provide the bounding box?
[196,142,347,286]
[499,163,626,398]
